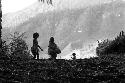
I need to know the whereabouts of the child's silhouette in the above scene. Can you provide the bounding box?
[71,53,76,60]
[31,32,43,59]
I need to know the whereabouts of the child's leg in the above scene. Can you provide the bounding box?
[36,52,39,59]
[31,49,36,59]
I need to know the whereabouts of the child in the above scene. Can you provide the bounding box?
[71,53,76,60]
[31,32,43,59]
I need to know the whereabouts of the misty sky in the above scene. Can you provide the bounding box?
[1,0,124,14]
[2,0,37,14]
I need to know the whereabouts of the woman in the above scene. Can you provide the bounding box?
[48,37,61,60]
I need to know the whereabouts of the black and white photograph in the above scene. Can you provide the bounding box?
[0,0,125,82]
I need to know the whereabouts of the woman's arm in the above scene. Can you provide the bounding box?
[38,45,43,51]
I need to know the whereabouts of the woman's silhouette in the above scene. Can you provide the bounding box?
[48,37,61,60]
[31,32,43,59]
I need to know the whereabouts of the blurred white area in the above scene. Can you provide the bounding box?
[2,0,37,14]
[57,41,99,60]
[2,0,123,14]
[2,0,124,28]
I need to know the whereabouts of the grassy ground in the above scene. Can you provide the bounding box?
[0,54,125,83]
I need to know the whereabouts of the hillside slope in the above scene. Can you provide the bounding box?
[2,0,125,59]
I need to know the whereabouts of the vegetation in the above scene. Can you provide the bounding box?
[0,32,32,60]
[96,31,125,56]
[8,32,32,60]
[39,0,53,5]
[0,40,10,60]
[0,55,125,83]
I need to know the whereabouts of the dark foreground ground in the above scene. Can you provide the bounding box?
[0,54,125,83]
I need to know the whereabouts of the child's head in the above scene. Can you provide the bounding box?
[33,32,39,39]
[72,53,76,56]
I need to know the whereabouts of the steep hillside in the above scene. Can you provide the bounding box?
[2,2,54,29]
[2,0,116,28]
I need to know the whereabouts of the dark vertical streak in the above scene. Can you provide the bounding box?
[0,0,2,48]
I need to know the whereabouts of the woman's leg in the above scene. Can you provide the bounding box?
[32,52,36,59]
[33,54,36,59]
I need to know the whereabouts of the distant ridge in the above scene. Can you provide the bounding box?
[2,1,55,29]
[2,0,119,29]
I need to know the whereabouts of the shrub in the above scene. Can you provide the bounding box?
[96,31,125,56]
[7,32,32,60]
[0,39,10,59]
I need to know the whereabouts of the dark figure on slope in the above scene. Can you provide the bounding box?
[47,0,53,5]
[48,37,61,60]
[39,0,53,5]
[39,0,45,3]
[31,32,43,59]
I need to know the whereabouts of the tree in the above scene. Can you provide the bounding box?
[8,32,32,60]
[96,31,125,56]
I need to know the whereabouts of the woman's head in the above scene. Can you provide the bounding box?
[33,32,39,39]
[49,37,54,43]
